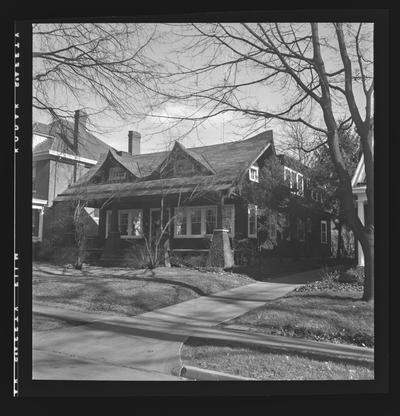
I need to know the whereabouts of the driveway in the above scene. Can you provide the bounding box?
[33,268,324,380]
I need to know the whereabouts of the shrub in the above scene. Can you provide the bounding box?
[36,242,81,265]
[170,253,208,269]
[295,266,364,293]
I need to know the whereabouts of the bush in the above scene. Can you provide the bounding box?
[36,242,81,265]
[295,266,364,293]
[170,253,208,269]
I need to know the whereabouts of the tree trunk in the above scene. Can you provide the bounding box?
[360,229,374,302]
[337,222,343,259]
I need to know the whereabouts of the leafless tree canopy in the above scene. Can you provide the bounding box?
[33,23,161,127]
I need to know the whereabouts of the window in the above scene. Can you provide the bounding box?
[306,217,312,233]
[321,220,328,244]
[105,209,142,239]
[175,208,187,236]
[311,189,323,203]
[174,205,235,238]
[249,165,259,183]
[109,166,127,181]
[190,208,202,235]
[284,166,304,196]
[205,207,217,235]
[248,204,257,238]
[297,218,305,241]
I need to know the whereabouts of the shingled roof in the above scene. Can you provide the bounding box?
[33,119,113,161]
[55,130,274,202]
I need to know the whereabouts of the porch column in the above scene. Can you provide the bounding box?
[207,195,234,270]
[357,196,366,267]
[102,203,121,258]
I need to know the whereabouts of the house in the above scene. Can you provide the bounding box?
[32,110,113,243]
[54,130,332,267]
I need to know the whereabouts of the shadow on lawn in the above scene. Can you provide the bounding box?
[34,266,208,297]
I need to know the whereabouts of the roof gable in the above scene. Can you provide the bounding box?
[33,119,113,161]
[156,141,216,178]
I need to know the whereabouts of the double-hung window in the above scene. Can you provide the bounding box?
[190,208,202,235]
[284,166,304,196]
[321,220,328,244]
[175,207,187,236]
[205,207,217,235]
[249,165,259,183]
[105,209,143,238]
[174,205,234,238]
[119,209,143,238]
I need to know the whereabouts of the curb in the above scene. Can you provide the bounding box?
[180,365,255,381]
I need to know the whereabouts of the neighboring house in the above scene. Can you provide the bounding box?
[351,154,368,266]
[32,110,113,242]
[54,130,331,264]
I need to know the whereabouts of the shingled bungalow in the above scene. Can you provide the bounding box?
[54,130,331,267]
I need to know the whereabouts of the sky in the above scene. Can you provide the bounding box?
[32,23,373,156]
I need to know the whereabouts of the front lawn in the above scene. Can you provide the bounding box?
[181,338,374,380]
[220,267,374,347]
[33,262,255,318]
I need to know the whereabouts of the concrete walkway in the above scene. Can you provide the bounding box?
[34,268,367,380]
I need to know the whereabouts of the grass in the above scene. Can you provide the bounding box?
[181,338,374,380]
[33,262,255,318]
[221,267,374,347]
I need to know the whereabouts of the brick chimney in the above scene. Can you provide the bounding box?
[73,109,88,152]
[128,130,141,155]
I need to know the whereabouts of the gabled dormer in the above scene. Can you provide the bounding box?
[87,149,137,184]
[155,141,216,179]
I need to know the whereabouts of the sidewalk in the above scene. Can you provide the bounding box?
[35,304,374,364]
[34,267,368,380]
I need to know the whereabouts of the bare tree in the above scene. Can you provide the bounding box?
[33,23,160,131]
[149,23,374,302]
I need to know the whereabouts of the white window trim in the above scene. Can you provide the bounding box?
[118,209,143,239]
[321,220,328,244]
[249,165,259,183]
[248,204,257,238]
[284,166,304,196]
[105,209,143,239]
[174,205,235,238]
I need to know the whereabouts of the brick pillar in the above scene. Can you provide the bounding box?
[207,195,234,270]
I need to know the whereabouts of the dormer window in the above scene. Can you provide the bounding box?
[109,166,127,181]
[284,166,304,196]
[249,165,259,183]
